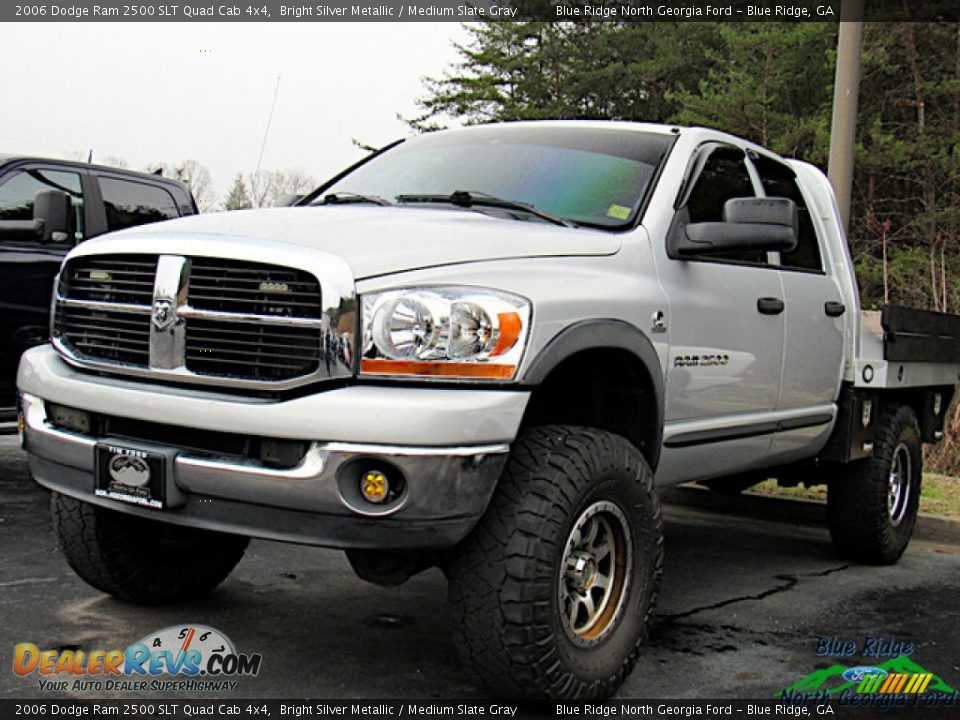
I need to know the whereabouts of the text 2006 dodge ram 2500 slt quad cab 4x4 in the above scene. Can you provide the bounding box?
[17,122,960,699]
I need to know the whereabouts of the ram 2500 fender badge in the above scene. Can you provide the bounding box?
[674,353,730,368]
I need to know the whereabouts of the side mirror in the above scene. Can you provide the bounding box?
[673,197,798,257]
[33,190,73,243]
[273,193,305,207]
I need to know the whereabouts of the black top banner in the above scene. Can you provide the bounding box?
[5,0,960,23]
[0,698,918,717]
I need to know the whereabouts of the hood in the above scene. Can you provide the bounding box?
[111,206,620,279]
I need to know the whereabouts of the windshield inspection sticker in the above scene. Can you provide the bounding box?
[606,204,631,220]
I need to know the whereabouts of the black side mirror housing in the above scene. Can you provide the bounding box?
[33,190,73,243]
[673,197,798,257]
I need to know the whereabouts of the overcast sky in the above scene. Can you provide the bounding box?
[1,23,469,200]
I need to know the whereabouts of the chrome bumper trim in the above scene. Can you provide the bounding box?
[320,441,510,457]
[177,445,329,480]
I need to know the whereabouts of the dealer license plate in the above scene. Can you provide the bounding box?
[94,444,166,510]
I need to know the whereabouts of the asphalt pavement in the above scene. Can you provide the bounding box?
[2,435,959,700]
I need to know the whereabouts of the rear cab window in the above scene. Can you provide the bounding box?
[98,176,180,232]
[751,154,824,273]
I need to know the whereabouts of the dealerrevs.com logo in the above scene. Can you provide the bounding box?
[13,625,262,693]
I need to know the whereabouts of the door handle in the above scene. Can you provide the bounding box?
[824,301,846,317]
[757,297,785,315]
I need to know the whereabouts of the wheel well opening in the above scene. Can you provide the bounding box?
[520,349,661,469]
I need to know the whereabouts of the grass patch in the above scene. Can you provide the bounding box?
[751,474,960,518]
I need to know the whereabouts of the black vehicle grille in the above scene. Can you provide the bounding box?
[59,255,158,304]
[54,253,325,384]
[54,305,151,366]
[188,258,322,318]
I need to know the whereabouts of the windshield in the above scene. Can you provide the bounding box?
[317,125,675,229]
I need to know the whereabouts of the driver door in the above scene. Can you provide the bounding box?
[656,144,786,484]
[0,166,85,409]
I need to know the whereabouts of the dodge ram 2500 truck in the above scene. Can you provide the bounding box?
[17,121,960,699]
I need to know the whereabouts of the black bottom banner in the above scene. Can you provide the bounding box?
[4,698,954,718]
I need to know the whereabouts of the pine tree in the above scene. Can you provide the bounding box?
[223,174,252,211]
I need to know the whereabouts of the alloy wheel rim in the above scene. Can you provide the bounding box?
[888,442,912,527]
[558,500,632,645]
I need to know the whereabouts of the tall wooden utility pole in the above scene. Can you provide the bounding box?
[827,0,865,235]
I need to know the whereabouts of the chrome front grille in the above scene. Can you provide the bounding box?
[59,255,158,304]
[53,252,351,390]
[188,258,322,318]
[184,317,321,381]
[54,304,151,366]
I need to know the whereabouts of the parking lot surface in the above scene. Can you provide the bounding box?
[2,435,958,699]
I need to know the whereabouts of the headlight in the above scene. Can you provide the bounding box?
[360,287,530,380]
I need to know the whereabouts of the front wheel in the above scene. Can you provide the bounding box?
[52,493,249,605]
[827,404,922,565]
[446,425,663,699]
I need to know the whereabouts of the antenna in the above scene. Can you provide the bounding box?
[87,149,93,164]
[255,76,281,174]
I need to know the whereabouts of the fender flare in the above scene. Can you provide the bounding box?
[520,319,665,469]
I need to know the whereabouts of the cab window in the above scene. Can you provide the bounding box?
[0,168,85,243]
[99,177,179,232]
[752,155,823,272]
[682,146,767,265]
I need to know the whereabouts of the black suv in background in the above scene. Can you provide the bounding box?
[0,156,198,425]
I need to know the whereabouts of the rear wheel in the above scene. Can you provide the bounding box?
[52,493,249,604]
[827,405,922,564]
[446,425,663,699]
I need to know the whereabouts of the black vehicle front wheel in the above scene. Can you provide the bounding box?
[52,493,249,605]
[446,425,663,699]
[827,404,922,565]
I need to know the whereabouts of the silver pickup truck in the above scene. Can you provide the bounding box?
[17,121,960,699]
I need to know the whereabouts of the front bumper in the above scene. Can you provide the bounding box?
[18,346,530,549]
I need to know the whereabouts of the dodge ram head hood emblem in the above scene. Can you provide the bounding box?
[152,299,175,330]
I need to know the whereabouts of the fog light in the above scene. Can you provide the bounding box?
[361,470,389,504]
[337,459,407,515]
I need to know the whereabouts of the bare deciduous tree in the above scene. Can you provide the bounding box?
[149,160,216,212]
[244,169,315,208]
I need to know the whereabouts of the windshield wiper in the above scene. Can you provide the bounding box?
[395,190,576,228]
[319,192,393,207]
